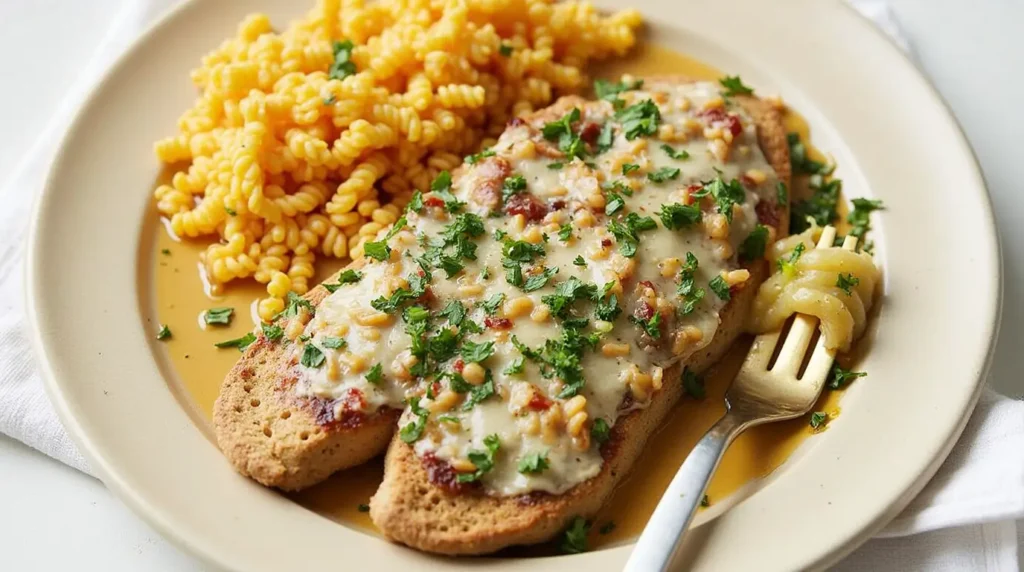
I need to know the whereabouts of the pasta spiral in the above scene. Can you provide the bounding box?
[750,225,881,352]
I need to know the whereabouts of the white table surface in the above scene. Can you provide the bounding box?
[1,0,1021,569]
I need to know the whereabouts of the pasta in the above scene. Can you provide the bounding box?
[152,0,642,321]
[749,224,881,352]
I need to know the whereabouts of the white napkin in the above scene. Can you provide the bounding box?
[0,1,1021,569]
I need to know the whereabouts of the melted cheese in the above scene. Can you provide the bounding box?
[291,80,781,495]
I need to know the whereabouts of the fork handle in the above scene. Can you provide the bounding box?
[624,412,749,572]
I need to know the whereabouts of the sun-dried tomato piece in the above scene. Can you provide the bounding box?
[484,316,513,330]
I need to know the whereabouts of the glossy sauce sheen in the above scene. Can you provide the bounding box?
[151,45,850,548]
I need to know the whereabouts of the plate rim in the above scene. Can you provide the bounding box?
[24,0,1002,570]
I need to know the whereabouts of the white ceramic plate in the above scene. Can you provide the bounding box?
[26,0,1000,570]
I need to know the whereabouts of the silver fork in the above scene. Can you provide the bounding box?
[624,225,856,572]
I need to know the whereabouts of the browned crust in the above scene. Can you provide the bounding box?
[369,78,791,554]
[213,258,402,492]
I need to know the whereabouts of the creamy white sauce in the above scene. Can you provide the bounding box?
[293,81,779,495]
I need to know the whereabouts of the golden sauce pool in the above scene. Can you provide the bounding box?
[147,44,859,548]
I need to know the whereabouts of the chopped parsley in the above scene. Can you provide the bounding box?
[591,418,611,444]
[560,517,591,554]
[523,266,558,292]
[682,367,705,398]
[829,364,867,389]
[323,95,337,105]
[647,166,681,183]
[697,174,746,222]
[809,411,828,430]
[371,272,429,314]
[365,363,383,384]
[357,504,370,512]
[738,224,770,261]
[460,340,495,363]
[558,223,573,242]
[616,99,661,140]
[701,495,711,508]
[595,122,615,154]
[541,277,597,320]
[479,293,505,315]
[622,163,640,175]
[300,344,326,368]
[718,75,754,96]
[321,336,346,349]
[787,132,829,175]
[659,202,701,230]
[547,162,564,170]
[429,170,465,213]
[776,181,788,206]
[594,284,621,322]
[323,269,363,292]
[457,434,501,483]
[399,396,429,443]
[465,149,495,164]
[156,325,171,340]
[329,40,357,80]
[513,328,594,399]
[462,371,495,410]
[542,108,585,159]
[224,207,237,216]
[438,300,467,326]
[791,178,841,233]
[363,241,390,261]
[204,307,234,326]
[660,144,690,160]
[499,43,513,56]
[501,173,527,202]
[836,273,860,295]
[406,191,423,213]
[708,275,731,301]
[777,243,806,278]
[261,323,284,342]
[504,356,525,376]
[517,452,550,474]
[593,77,643,108]
[604,191,626,215]
[214,332,256,351]
[848,198,885,239]
[160,248,171,256]
[607,212,657,258]
[630,312,661,339]
[676,252,705,316]
[573,255,587,267]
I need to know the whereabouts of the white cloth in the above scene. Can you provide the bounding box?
[0,0,1020,569]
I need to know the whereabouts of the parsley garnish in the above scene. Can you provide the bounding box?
[630,312,661,339]
[365,363,383,384]
[523,266,558,292]
[501,173,527,202]
[786,132,831,175]
[329,40,357,80]
[561,517,591,554]
[595,122,615,153]
[323,269,363,292]
[300,344,326,368]
[547,162,564,170]
[708,275,731,301]
[776,181,788,206]
[465,149,495,164]
[647,166,680,184]
[659,202,701,230]
[593,77,643,107]
[661,144,690,160]
[836,273,860,295]
[156,325,171,340]
[829,364,867,389]
[718,75,754,96]
[460,340,495,363]
[682,367,705,398]
[810,411,828,429]
[399,397,429,443]
[604,191,626,215]
[591,418,611,444]
[204,307,233,326]
[676,252,705,315]
[541,277,597,320]
[225,207,237,216]
[357,503,370,512]
[777,243,806,278]
[321,336,346,349]
[429,170,465,213]
[438,300,466,326]
[701,175,746,221]
[518,452,550,474]
[738,225,770,261]
[594,284,621,322]
[791,178,841,232]
[457,434,501,483]
[161,248,171,255]
[701,495,711,508]
[557,224,573,242]
[214,333,256,351]
[462,370,495,410]
[406,191,423,213]
[573,255,587,267]
[323,95,337,105]
[607,212,657,257]
[363,241,390,261]
[479,293,505,315]
[622,163,640,175]
[616,99,661,140]
[848,198,885,239]
[261,323,283,342]
[499,43,513,56]
[542,108,585,159]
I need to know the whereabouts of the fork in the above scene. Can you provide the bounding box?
[624,225,856,572]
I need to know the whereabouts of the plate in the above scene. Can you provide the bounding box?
[26,0,1001,570]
